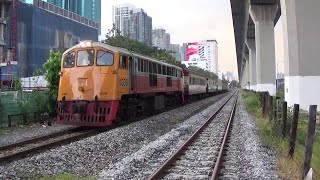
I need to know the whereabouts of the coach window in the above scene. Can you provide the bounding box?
[163,65,167,75]
[77,49,94,66]
[63,51,75,68]
[97,50,114,66]
[148,61,152,73]
[153,63,157,74]
[144,60,148,72]
[120,55,128,69]
[137,59,141,71]
[157,64,161,74]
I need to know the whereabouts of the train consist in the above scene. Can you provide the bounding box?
[57,41,228,126]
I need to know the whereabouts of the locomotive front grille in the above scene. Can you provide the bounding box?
[58,102,112,123]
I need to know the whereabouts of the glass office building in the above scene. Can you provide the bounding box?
[46,0,101,34]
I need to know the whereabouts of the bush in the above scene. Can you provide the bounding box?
[43,50,62,116]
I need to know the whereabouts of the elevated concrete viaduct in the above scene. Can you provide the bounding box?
[230,0,320,110]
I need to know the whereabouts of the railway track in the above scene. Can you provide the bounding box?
[0,127,104,164]
[148,91,238,180]
[0,91,231,165]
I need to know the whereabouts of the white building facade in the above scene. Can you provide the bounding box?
[181,40,218,74]
[112,4,136,37]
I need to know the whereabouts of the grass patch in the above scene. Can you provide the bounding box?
[241,90,320,180]
[41,173,96,180]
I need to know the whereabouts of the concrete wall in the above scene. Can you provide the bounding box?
[17,3,98,77]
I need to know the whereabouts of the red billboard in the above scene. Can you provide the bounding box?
[186,42,200,61]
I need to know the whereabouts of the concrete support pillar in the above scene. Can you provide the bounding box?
[244,54,250,89]
[281,0,320,110]
[249,4,278,95]
[246,38,257,91]
[241,60,249,89]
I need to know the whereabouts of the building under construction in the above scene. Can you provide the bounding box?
[0,0,98,88]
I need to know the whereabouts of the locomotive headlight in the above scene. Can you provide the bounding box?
[58,71,63,76]
[80,42,86,47]
[79,41,92,47]
[86,41,92,47]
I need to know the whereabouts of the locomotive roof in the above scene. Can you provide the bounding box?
[63,41,182,70]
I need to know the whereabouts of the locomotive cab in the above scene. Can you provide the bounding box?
[57,41,130,126]
[57,41,184,127]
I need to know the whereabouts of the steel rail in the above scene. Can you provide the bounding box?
[0,127,81,152]
[0,128,101,164]
[210,94,238,180]
[148,91,237,180]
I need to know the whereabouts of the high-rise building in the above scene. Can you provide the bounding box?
[182,40,218,73]
[199,40,218,73]
[47,0,81,14]
[113,4,152,46]
[113,4,136,37]
[47,0,101,34]
[130,8,152,46]
[169,44,181,61]
[180,43,187,61]
[152,27,170,50]
[83,0,101,34]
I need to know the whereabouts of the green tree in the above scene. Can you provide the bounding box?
[43,50,62,116]
[188,66,218,80]
[102,26,186,69]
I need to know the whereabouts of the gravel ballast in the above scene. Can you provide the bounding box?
[219,94,279,180]
[0,91,279,180]
[0,123,75,147]
[0,92,230,179]
[98,94,235,180]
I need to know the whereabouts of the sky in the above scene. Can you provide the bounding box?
[26,0,285,79]
[100,0,286,79]
[100,0,239,78]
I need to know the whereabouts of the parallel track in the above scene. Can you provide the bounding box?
[148,91,238,180]
[0,127,104,164]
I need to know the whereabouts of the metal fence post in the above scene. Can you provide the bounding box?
[282,101,288,138]
[303,105,317,178]
[288,104,299,158]
[269,96,273,121]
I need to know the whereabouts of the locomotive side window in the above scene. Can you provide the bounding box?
[97,50,114,66]
[77,49,94,66]
[120,55,128,69]
[63,51,75,68]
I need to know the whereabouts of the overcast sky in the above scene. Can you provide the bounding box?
[100,0,285,79]
[100,0,239,77]
[27,0,284,78]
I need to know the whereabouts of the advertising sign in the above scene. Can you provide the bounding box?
[186,42,200,61]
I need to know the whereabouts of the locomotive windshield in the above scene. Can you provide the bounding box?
[63,51,75,68]
[97,50,114,66]
[77,49,95,66]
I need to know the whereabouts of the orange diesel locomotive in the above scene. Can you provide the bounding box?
[57,41,184,126]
